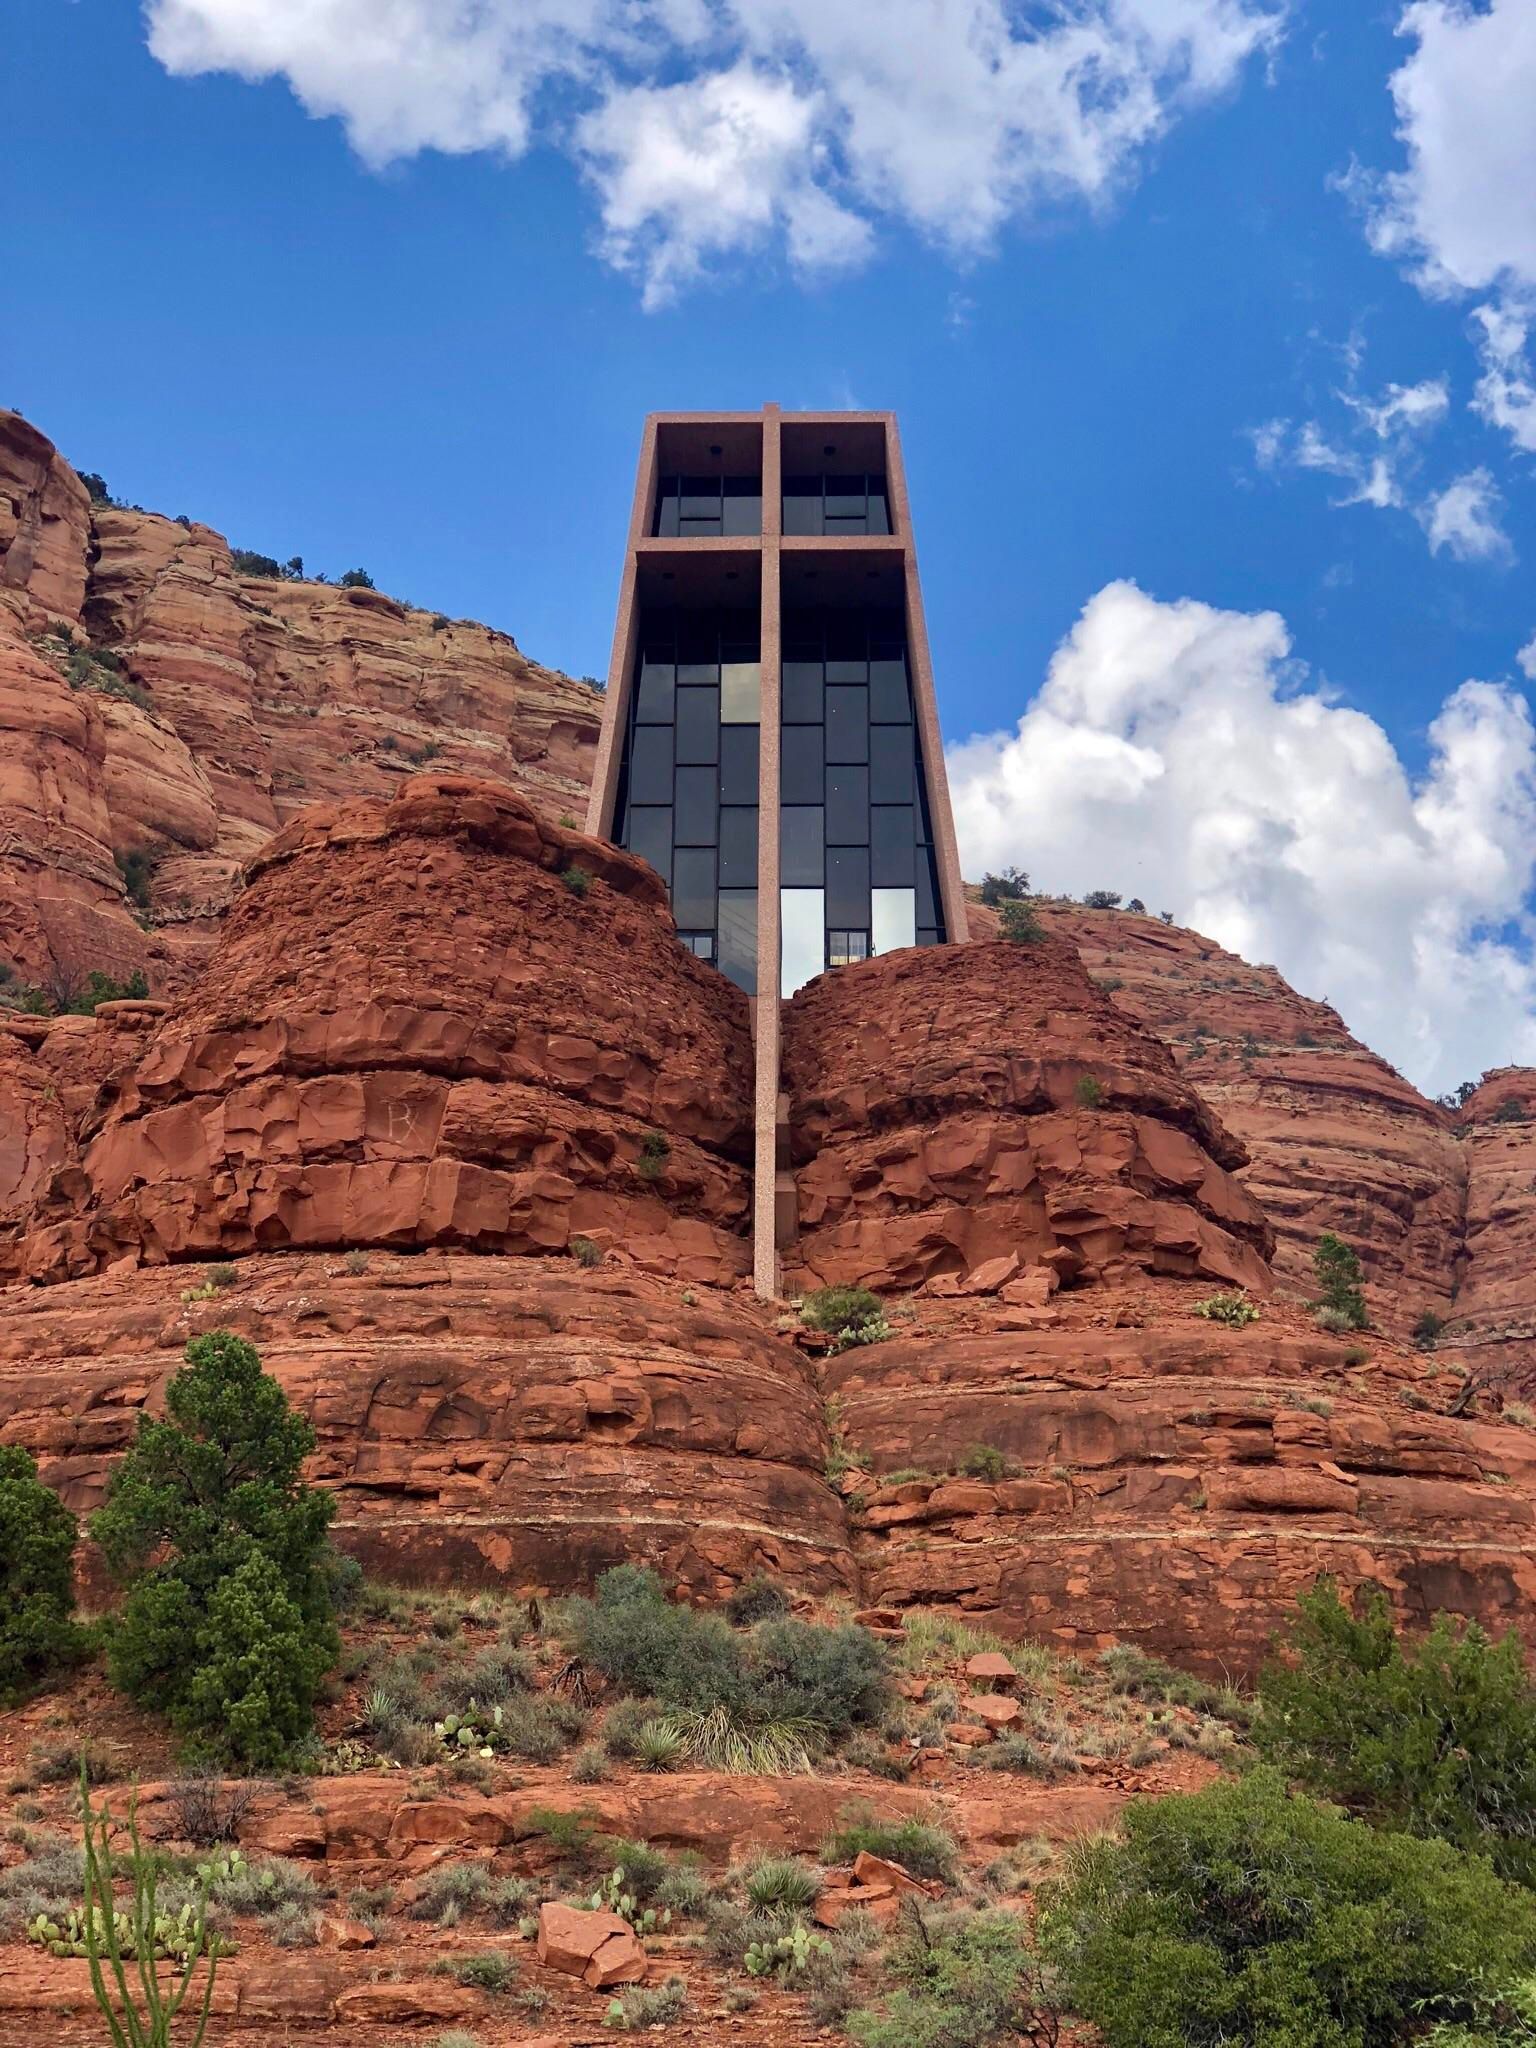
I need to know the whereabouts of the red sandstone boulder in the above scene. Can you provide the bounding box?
[536,1901,647,1989]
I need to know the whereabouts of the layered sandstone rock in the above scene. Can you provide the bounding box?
[834,1291,1536,1673]
[967,900,1465,1339]
[781,935,1274,1295]
[1446,1069,1536,1403]
[11,777,752,1286]
[0,411,601,995]
[0,1253,853,1600]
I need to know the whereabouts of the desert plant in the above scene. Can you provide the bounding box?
[1254,1577,1536,1885]
[443,1950,517,1993]
[1039,1767,1536,2047]
[604,1976,687,2028]
[743,1856,821,1912]
[746,1923,834,1978]
[0,1445,83,1701]
[958,1443,1008,1481]
[1313,1231,1368,1330]
[560,864,592,898]
[90,1331,338,1766]
[1193,1291,1259,1327]
[979,867,1030,906]
[726,1573,791,1627]
[1081,889,1122,910]
[164,1774,258,1850]
[569,1235,603,1267]
[849,1904,1059,2047]
[801,1284,893,1352]
[634,1718,686,1771]
[998,897,1046,944]
[1074,1074,1104,1109]
[636,1129,670,1181]
[822,1808,957,1884]
[339,567,375,589]
[1414,1309,1449,1350]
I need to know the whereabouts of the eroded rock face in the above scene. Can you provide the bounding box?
[1448,1070,1536,1403]
[0,1254,854,1600]
[833,1294,1536,1673]
[13,777,753,1286]
[995,904,1467,1340]
[781,936,1274,1296]
[0,410,602,995]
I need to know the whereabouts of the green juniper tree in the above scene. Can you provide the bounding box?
[1313,1231,1368,1330]
[0,1444,83,1699]
[91,1331,338,1766]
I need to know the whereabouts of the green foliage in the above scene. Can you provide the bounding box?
[74,1776,224,2048]
[742,1856,821,1912]
[569,1234,603,1267]
[604,1976,687,2029]
[1097,1643,1248,1722]
[80,471,113,506]
[430,613,450,632]
[1074,1074,1104,1109]
[1424,1976,1536,2046]
[566,1567,887,1765]
[1081,889,1123,910]
[958,1443,1007,1481]
[1038,1767,1536,2048]
[443,1950,516,1992]
[91,1331,338,1766]
[1313,1231,1368,1330]
[339,567,375,589]
[0,1445,83,1700]
[585,1864,672,1934]
[746,1923,833,1978]
[1254,1578,1536,1886]
[979,867,1030,906]
[1193,1291,1260,1327]
[848,1906,1057,2048]
[998,897,1046,945]
[802,1284,893,1351]
[115,846,162,911]
[636,1129,670,1181]
[822,1808,958,1884]
[560,863,592,898]
[726,1572,791,1626]
[1491,1098,1531,1125]
[1415,1309,1449,1349]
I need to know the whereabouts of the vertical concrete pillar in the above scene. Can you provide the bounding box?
[754,405,784,1298]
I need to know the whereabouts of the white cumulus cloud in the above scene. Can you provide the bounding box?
[143,0,1283,303]
[1471,299,1536,456]
[1418,468,1512,563]
[946,580,1536,1096]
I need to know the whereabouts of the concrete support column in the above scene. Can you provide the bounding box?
[753,405,784,1298]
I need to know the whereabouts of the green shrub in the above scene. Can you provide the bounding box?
[1097,1643,1247,1721]
[802,1285,885,1336]
[560,864,592,898]
[1313,1231,1368,1330]
[636,1129,670,1182]
[979,867,1029,906]
[0,1446,83,1701]
[746,1618,888,1736]
[231,549,283,578]
[822,1809,957,1884]
[743,1856,820,1912]
[91,1331,338,1766]
[339,568,375,590]
[958,1443,1007,1481]
[1255,1578,1536,1886]
[848,1905,1056,2047]
[569,1235,602,1267]
[1082,889,1122,910]
[605,1976,686,2029]
[1038,1767,1536,2048]
[1074,1075,1104,1109]
[634,1718,686,1771]
[443,1950,516,1993]
[998,898,1046,945]
[1414,1309,1449,1350]
[1193,1291,1259,1327]
[726,1572,791,1627]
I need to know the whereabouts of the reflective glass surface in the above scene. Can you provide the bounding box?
[780,806,825,887]
[872,887,917,954]
[718,805,758,886]
[781,889,826,996]
[718,890,758,993]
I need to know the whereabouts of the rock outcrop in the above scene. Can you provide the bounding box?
[1446,1070,1536,1404]
[10,777,752,1286]
[0,410,601,996]
[968,900,1466,1340]
[782,934,1274,1295]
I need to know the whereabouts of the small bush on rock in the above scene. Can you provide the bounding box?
[822,1808,957,1884]
[0,1446,83,1701]
[91,1331,338,1767]
[1038,1767,1536,2048]
[998,898,1046,945]
[1255,1577,1536,1886]
[1313,1231,1368,1330]
[848,1905,1058,2048]
[1193,1291,1259,1327]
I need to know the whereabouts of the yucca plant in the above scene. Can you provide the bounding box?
[664,1703,820,1776]
[76,1768,223,2048]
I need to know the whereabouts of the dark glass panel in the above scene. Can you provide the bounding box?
[918,927,940,947]
[782,479,823,535]
[825,685,869,764]
[780,723,824,804]
[721,479,762,536]
[826,844,870,928]
[871,805,915,886]
[825,763,869,840]
[629,725,673,805]
[826,623,864,663]
[825,475,866,518]
[624,807,672,884]
[635,660,676,723]
[718,805,758,886]
[679,516,722,536]
[655,479,680,538]
[718,890,757,994]
[866,490,891,535]
[869,723,914,802]
[780,806,825,887]
[672,848,715,930]
[673,766,718,845]
[916,852,937,927]
[720,724,759,805]
[680,931,715,960]
[677,659,719,685]
[824,516,868,535]
[680,477,722,517]
[675,687,720,764]
[829,930,871,966]
[781,661,824,724]
[825,657,868,684]
[868,659,909,722]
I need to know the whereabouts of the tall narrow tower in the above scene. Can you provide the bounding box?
[586,407,968,1294]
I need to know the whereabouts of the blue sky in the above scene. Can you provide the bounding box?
[5,0,1536,1091]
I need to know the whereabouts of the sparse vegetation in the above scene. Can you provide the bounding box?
[636,1129,670,1181]
[958,1443,1009,1481]
[1193,1291,1259,1327]
[560,863,592,898]
[339,567,375,590]
[1074,1074,1104,1109]
[569,1235,603,1267]
[1414,1309,1449,1350]
[801,1285,893,1352]
[979,866,1030,906]
[998,897,1046,945]
[1081,889,1123,911]
[849,1905,1059,2048]
[1313,1230,1369,1330]
[822,1808,957,1884]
